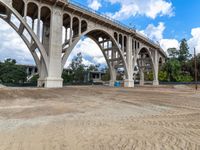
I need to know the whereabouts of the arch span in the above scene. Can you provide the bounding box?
[137,47,156,85]
[0,0,48,77]
[61,28,129,79]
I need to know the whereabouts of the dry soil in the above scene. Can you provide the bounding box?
[0,85,200,150]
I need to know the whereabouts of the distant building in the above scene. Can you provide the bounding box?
[84,71,106,83]
[18,64,106,83]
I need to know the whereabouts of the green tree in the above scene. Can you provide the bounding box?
[29,74,39,85]
[87,64,100,72]
[178,39,191,62]
[158,71,168,81]
[167,48,179,58]
[163,58,181,82]
[70,53,85,83]
[0,59,27,84]
[101,67,110,81]
[62,69,73,83]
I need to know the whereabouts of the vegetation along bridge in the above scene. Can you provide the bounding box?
[0,0,167,88]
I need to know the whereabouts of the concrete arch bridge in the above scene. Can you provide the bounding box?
[0,0,166,88]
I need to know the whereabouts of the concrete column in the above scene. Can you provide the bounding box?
[44,7,63,88]
[70,16,73,45]
[37,6,41,40]
[37,22,50,87]
[124,36,134,87]
[139,70,144,86]
[153,50,159,86]
[65,27,68,43]
[37,58,48,87]
[78,19,81,36]
[24,2,27,21]
[31,19,35,44]
[122,35,124,52]
[109,67,116,86]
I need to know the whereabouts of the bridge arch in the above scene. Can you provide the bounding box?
[0,0,48,78]
[81,20,87,33]
[137,47,156,85]
[61,28,129,80]
[12,0,24,16]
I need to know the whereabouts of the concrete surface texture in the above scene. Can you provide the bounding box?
[0,0,166,88]
[0,85,200,149]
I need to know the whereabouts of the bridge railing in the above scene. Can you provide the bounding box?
[136,31,160,47]
[68,0,161,49]
[68,0,136,32]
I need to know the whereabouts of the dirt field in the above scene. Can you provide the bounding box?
[0,85,200,150]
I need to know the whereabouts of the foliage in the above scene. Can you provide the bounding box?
[163,58,181,82]
[62,53,102,83]
[146,71,153,81]
[29,74,39,84]
[87,64,100,72]
[178,39,192,62]
[163,39,193,82]
[101,67,110,81]
[0,59,27,84]
[158,71,168,81]
[70,52,85,82]
[167,48,179,58]
[62,70,73,83]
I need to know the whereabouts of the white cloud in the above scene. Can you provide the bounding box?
[160,39,179,52]
[140,22,179,52]
[0,19,34,65]
[188,27,200,54]
[88,0,102,11]
[141,24,200,54]
[141,22,165,41]
[107,0,174,20]
[64,37,106,68]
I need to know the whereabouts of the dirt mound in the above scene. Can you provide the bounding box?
[0,84,5,88]
[173,84,192,89]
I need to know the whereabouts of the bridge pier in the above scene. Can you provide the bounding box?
[139,70,144,86]
[40,6,63,88]
[124,36,134,88]
[109,67,117,86]
[153,50,159,86]
[124,79,134,87]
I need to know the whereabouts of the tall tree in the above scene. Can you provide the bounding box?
[178,39,191,62]
[70,53,85,82]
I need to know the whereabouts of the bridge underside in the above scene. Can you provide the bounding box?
[0,0,166,88]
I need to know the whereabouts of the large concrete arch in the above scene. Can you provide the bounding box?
[61,28,129,80]
[0,0,48,78]
[137,46,160,85]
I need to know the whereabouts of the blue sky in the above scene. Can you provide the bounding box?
[0,0,200,67]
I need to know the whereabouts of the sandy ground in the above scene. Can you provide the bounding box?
[0,85,200,150]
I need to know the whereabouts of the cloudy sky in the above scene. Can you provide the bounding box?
[0,0,200,67]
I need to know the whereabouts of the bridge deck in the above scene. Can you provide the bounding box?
[38,0,166,56]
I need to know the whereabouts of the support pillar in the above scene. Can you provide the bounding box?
[153,50,159,86]
[44,7,63,88]
[70,16,73,45]
[139,70,144,86]
[37,22,50,87]
[124,36,134,87]
[37,6,41,40]
[109,67,116,86]
[24,2,27,21]
[37,58,47,87]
